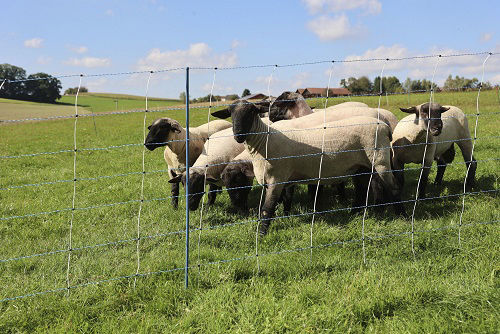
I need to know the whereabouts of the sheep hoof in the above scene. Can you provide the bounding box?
[259,221,270,236]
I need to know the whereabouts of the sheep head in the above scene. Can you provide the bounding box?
[221,160,254,213]
[211,100,269,143]
[168,169,217,211]
[400,102,449,136]
[144,118,183,151]
[269,91,304,122]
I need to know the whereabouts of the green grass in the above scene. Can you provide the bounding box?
[0,90,498,332]
[58,93,181,114]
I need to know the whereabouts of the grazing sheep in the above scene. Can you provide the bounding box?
[213,101,403,235]
[220,150,255,213]
[144,117,231,208]
[392,103,476,198]
[168,127,245,211]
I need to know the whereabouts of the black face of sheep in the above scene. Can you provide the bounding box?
[168,171,207,211]
[211,101,269,143]
[144,118,182,151]
[221,161,254,213]
[400,102,449,136]
[269,91,301,122]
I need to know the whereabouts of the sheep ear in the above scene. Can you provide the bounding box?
[400,106,417,114]
[254,101,270,114]
[211,108,231,119]
[439,106,450,113]
[169,122,182,133]
[205,176,218,184]
[242,165,254,179]
[168,175,182,184]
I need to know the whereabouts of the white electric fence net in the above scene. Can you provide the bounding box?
[0,51,498,302]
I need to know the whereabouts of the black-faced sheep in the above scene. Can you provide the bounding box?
[144,117,231,208]
[168,127,245,211]
[391,103,476,198]
[214,101,403,235]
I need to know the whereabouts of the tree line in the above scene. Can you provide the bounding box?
[0,63,62,103]
[341,75,494,95]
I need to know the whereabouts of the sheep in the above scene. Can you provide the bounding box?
[269,93,398,132]
[218,108,380,214]
[391,103,476,198]
[269,91,364,121]
[213,101,403,235]
[220,150,255,213]
[168,127,245,211]
[144,117,231,208]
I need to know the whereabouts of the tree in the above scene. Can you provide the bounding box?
[64,86,88,95]
[0,63,27,100]
[340,79,347,88]
[24,73,62,103]
[179,91,186,104]
[242,88,251,97]
[225,94,239,101]
[346,76,373,94]
[373,76,402,93]
[443,75,480,91]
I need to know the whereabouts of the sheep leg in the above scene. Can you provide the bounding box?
[352,172,370,213]
[281,185,295,216]
[417,164,432,199]
[259,183,284,236]
[307,184,324,202]
[374,164,407,217]
[456,139,477,192]
[207,184,221,206]
[171,182,179,209]
[336,182,346,199]
[435,144,455,185]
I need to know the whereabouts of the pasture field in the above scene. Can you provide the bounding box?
[0,90,498,332]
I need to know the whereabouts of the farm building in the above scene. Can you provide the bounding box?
[241,93,269,101]
[296,87,351,98]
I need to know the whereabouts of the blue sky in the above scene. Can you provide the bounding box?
[1,0,499,98]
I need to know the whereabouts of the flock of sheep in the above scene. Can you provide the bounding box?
[144,92,476,235]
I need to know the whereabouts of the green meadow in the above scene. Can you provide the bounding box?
[0,90,498,332]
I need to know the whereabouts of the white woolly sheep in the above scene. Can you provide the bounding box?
[269,91,370,122]
[168,127,246,211]
[392,103,476,198]
[144,117,231,208]
[213,101,403,235]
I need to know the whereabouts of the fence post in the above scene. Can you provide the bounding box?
[185,67,190,288]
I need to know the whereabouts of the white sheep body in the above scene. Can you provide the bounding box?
[391,105,472,165]
[273,106,398,132]
[246,116,395,189]
[190,127,245,186]
[164,119,232,178]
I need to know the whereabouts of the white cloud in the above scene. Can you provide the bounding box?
[307,14,359,41]
[303,0,381,14]
[334,44,500,85]
[64,57,112,68]
[36,56,52,65]
[231,39,243,50]
[136,43,238,70]
[86,78,109,90]
[292,72,311,88]
[481,33,492,42]
[201,83,235,94]
[69,46,88,54]
[24,38,43,48]
[105,9,114,16]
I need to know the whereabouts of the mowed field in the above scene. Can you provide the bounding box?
[0,90,498,332]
